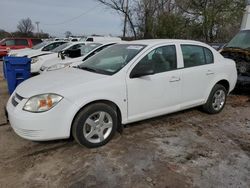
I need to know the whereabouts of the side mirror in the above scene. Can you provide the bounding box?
[130,63,154,78]
[1,43,6,46]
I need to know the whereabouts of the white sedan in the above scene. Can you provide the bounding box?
[6,39,237,148]
[31,42,100,73]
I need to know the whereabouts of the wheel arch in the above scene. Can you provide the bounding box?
[70,99,123,137]
[204,78,231,104]
[215,79,230,93]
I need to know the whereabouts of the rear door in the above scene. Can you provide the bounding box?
[180,44,216,108]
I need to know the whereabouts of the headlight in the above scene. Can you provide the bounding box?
[31,57,39,64]
[47,63,72,71]
[23,94,63,113]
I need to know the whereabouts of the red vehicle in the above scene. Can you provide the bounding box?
[0,38,42,57]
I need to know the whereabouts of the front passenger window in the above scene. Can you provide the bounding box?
[133,45,177,74]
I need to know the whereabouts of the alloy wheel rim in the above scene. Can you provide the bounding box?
[83,111,113,144]
[212,90,226,111]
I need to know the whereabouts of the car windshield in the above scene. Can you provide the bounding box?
[80,43,101,56]
[226,30,250,49]
[78,44,146,75]
[51,43,72,52]
[32,41,48,49]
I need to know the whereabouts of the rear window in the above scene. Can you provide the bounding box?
[15,39,28,46]
[86,38,94,42]
[31,39,43,45]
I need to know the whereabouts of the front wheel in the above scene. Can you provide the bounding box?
[72,103,118,148]
[203,84,227,114]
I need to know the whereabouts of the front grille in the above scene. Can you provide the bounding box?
[11,93,24,107]
[11,97,18,107]
[13,126,41,138]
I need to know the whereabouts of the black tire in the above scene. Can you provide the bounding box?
[72,103,118,148]
[202,84,227,114]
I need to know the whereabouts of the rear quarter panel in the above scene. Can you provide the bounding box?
[204,54,237,101]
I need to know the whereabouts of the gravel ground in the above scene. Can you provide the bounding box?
[0,61,249,188]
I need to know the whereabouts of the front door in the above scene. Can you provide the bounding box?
[126,45,182,122]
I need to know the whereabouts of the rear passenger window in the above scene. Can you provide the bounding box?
[86,38,94,42]
[181,45,214,68]
[15,39,28,46]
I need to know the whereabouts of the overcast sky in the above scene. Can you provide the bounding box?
[0,0,123,37]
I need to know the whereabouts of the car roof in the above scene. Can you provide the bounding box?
[3,37,42,40]
[127,39,207,47]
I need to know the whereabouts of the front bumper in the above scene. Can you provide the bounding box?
[6,93,74,141]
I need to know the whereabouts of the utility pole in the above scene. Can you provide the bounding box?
[123,0,129,38]
[35,21,40,37]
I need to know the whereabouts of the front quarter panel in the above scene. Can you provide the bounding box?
[62,73,128,133]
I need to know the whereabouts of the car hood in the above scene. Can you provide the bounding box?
[43,56,84,68]
[9,48,30,55]
[11,49,52,57]
[37,53,58,64]
[15,68,108,98]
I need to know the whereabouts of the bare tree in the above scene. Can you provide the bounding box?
[175,0,245,42]
[17,18,34,34]
[65,31,72,38]
[95,0,137,38]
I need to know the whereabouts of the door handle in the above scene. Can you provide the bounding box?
[206,70,214,75]
[169,76,181,82]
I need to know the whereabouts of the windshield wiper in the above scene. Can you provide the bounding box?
[79,66,97,73]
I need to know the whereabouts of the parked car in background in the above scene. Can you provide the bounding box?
[209,43,226,51]
[31,41,96,73]
[220,29,250,87]
[6,39,237,148]
[8,41,49,56]
[40,42,117,73]
[8,41,67,58]
[0,38,42,58]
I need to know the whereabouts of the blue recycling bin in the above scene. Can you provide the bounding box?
[3,56,31,94]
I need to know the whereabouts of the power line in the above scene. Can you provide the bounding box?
[42,5,100,26]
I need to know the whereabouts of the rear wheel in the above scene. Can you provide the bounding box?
[72,103,118,148]
[203,84,227,114]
